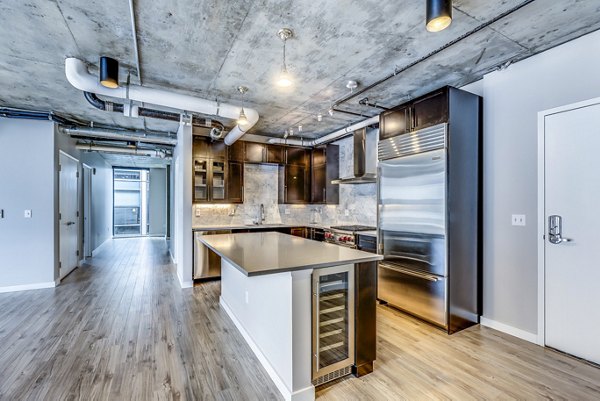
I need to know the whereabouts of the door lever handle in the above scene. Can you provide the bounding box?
[548,215,573,244]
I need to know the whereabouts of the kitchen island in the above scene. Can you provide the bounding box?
[199,232,382,401]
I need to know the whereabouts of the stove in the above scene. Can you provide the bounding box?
[325,225,376,248]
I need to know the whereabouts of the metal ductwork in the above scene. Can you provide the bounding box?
[82,91,225,131]
[65,58,258,145]
[267,115,379,147]
[63,126,177,146]
[76,143,171,158]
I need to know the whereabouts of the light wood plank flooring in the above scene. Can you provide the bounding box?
[0,238,598,400]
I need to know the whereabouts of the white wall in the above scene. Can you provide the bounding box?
[0,119,56,290]
[173,121,193,287]
[148,168,167,236]
[463,29,600,336]
[80,152,113,252]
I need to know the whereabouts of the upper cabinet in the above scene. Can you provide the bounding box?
[244,142,266,163]
[228,141,245,162]
[311,145,339,204]
[380,87,449,140]
[266,144,285,164]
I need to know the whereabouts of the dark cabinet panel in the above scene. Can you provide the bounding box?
[380,106,409,140]
[310,145,339,204]
[227,162,244,203]
[193,158,209,202]
[311,163,326,203]
[284,164,309,204]
[211,141,227,160]
[228,141,245,162]
[412,90,448,132]
[286,147,309,166]
[193,137,211,158]
[266,144,285,164]
[245,142,266,163]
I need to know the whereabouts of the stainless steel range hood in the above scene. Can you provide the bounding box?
[332,127,377,184]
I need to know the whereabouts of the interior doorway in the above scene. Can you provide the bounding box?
[59,151,80,279]
[538,97,600,365]
[113,168,149,237]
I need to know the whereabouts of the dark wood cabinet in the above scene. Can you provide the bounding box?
[311,145,339,204]
[290,227,307,238]
[266,144,285,164]
[244,142,266,163]
[228,141,245,162]
[193,136,243,203]
[286,147,309,166]
[227,162,244,203]
[379,87,449,140]
[412,90,448,132]
[280,164,309,204]
[379,105,409,140]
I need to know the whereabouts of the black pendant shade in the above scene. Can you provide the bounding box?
[426,0,453,32]
[99,56,119,88]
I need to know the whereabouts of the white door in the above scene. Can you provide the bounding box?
[544,101,600,364]
[59,152,79,279]
[82,165,92,258]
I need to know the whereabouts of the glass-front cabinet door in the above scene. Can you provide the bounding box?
[312,264,355,383]
[193,158,208,202]
[211,160,226,201]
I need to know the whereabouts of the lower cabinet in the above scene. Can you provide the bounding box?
[290,227,307,238]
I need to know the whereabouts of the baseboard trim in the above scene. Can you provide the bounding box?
[220,296,314,401]
[92,238,110,257]
[480,317,538,344]
[0,281,57,294]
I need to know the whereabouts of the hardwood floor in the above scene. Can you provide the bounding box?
[0,237,598,400]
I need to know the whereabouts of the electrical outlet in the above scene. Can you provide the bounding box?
[195,207,201,217]
[344,209,350,217]
[24,210,32,218]
[284,208,290,215]
[512,214,526,226]
[245,291,249,304]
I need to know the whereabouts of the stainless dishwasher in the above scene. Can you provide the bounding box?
[193,230,231,279]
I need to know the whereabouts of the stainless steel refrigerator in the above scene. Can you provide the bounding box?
[377,88,481,334]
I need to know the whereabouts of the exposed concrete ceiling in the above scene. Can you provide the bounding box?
[1,0,599,140]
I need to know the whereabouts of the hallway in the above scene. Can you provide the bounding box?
[1,238,599,400]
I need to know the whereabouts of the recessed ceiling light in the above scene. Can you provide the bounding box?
[426,0,452,32]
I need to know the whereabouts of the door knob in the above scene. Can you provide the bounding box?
[548,215,573,244]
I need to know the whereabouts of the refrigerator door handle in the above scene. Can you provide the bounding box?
[379,262,440,282]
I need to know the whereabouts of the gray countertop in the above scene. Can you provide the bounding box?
[198,231,382,276]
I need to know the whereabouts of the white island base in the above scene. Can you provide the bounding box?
[220,259,328,401]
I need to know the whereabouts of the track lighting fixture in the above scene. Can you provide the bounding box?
[237,86,249,126]
[276,28,294,87]
[99,56,119,88]
[328,107,334,117]
[426,0,453,32]
[317,114,323,122]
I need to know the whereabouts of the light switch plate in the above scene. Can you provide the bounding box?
[24,210,32,218]
[344,209,350,217]
[512,214,526,226]
[195,207,201,217]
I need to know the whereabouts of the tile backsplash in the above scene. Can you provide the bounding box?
[192,135,377,228]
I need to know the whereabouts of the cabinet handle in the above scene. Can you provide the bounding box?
[323,188,326,200]
[241,185,244,200]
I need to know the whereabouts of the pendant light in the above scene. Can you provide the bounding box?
[237,86,249,126]
[276,28,294,87]
[426,0,453,32]
[99,56,119,88]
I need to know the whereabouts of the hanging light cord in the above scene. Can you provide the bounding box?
[282,39,287,71]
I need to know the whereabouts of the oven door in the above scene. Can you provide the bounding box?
[380,230,446,276]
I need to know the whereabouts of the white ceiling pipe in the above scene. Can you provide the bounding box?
[64,127,177,146]
[76,143,170,158]
[65,58,258,144]
[267,115,379,146]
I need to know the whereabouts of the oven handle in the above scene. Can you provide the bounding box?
[379,262,440,282]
